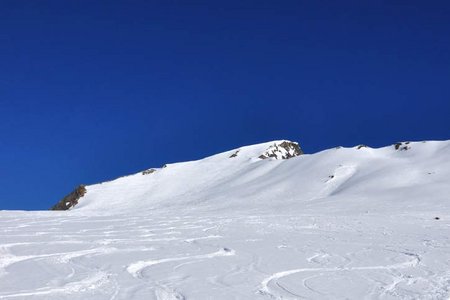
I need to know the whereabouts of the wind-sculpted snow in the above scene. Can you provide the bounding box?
[1,210,450,299]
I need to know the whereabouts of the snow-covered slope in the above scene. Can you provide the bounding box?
[70,139,450,215]
[2,139,450,300]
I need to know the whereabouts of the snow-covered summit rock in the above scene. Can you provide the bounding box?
[226,140,302,160]
[257,140,303,159]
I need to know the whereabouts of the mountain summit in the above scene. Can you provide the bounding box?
[51,140,302,211]
[51,139,450,215]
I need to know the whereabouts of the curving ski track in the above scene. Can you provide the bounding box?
[0,212,449,299]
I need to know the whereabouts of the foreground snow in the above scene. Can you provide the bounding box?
[1,210,449,299]
[1,140,450,299]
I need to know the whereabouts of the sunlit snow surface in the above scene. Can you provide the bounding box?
[1,140,450,299]
[1,211,449,299]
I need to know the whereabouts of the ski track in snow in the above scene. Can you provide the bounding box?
[127,247,236,278]
[259,251,420,299]
[0,212,449,299]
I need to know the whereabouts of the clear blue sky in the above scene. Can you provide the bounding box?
[1,1,449,210]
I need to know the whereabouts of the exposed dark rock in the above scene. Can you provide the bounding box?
[394,142,410,151]
[357,144,367,149]
[280,141,303,156]
[435,217,440,220]
[258,141,303,160]
[229,150,240,158]
[142,169,156,175]
[51,185,86,211]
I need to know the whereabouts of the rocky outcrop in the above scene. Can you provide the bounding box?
[394,142,410,151]
[229,150,240,158]
[50,185,87,211]
[258,141,303,160]
[142,168,156,175]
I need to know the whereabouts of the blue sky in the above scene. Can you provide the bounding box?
[1,1,449,210]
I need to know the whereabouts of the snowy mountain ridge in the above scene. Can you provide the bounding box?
[53,139,450,215]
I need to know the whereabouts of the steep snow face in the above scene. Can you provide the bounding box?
[68,140,450,215]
